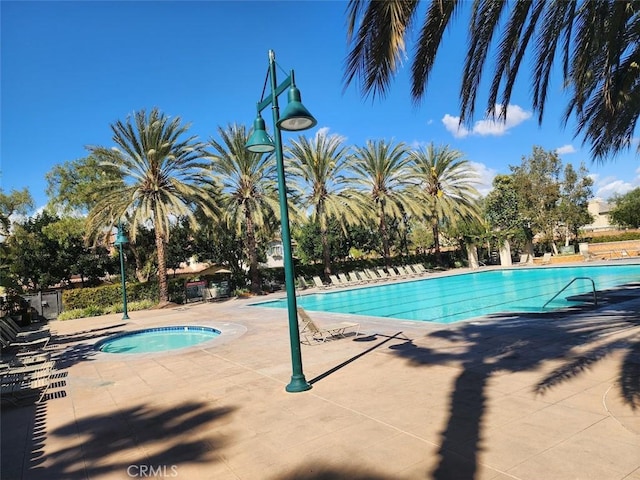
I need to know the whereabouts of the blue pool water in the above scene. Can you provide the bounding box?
[254,264,640,324]
[95,326,221,353]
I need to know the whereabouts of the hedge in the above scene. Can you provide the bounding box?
[62,279,183,311]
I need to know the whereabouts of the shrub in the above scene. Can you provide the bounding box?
[583,231,640,243]
[57,299,156,320]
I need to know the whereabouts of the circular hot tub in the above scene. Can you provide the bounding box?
[95,326,221,354]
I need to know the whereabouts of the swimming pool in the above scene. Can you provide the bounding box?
[95,326,221,354]
[254,264,640,324]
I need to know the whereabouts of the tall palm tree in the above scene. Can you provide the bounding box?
[409,144,481,260]
[286,130,360,276]
[86,108,218,304]
[344,0,639,159]
[347,139,418,264]
[208,124,280,294]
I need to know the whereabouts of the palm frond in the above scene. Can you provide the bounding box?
[344,0,420,99]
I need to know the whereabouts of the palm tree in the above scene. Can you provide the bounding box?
[86,108,218,305]
[347,139,418,265]
[409,144,481,260]
[207,124,280,294]
[286,130,360,276]
[344,0,639,159]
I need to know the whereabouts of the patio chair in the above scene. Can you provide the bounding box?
[1,375,52,407]
[386,268,401,279]
[397,265,417,278]
[0,320,50,341]
[297,308,360,344]
[364,269,383,282]
[1,359,55,406]
[0,351,51,371]
[3,316,50,334]
[411,264,429,276]
[312,276,329,289]
[352,270,372,284]
[0,328,50,351]
[338,273,362,285]
[376,268,391,280]
[1,360,55,377]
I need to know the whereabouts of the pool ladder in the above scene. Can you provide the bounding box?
[543,277,597,309]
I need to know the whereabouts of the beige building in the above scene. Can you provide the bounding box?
[583,198,614,232]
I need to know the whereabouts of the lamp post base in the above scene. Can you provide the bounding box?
[285,374,312,393]
[122,313,130,320]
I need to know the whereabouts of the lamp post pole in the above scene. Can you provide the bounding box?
[115,221,130,320]
[246,50,316,393]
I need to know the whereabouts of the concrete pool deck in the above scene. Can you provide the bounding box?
[2,267,640,479]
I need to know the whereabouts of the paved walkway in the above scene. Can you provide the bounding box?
[2,270,640,479]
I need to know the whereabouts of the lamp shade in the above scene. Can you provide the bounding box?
[276,86,317,131]
[245,115,276,153]
[114,228,128,246]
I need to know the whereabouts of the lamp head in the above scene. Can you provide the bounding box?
[276,86,317,131]
[114,227,128,246]
[245,114,276,153]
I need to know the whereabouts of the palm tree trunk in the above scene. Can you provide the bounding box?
[432,221,442,265]
[155,228,169,304]
[319,210,331,276]
[379,205,390,266]
[245,207,261,294]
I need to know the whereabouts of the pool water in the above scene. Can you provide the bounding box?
[254,264,640,324]
[96,326,221,353]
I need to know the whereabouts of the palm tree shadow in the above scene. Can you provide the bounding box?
[387,299,640,479]
[26,400,236,479]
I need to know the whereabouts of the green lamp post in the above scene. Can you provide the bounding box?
[245,50,317,393]
[114,221,130,320]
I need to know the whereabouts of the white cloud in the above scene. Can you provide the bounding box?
[469,161,497,197]
[442,104,532,138]
[315,126,347,143]
[592,174,637,199]
[442,114,470,138]
[555,144,577,155]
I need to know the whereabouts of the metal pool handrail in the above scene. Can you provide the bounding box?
[543,277,597,309]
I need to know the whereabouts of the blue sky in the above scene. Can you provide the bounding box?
[2,0,639,211]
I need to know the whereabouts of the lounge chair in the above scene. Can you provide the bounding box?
[297,308,360,344]
[397,266,417,278]
[541,252,552,265]
[516,253,530,265]
[376,268,391,280]
[1,351,51,371]
[411,264,429,276]
[352,270,372,283]
[1,360,54,406]
[1,361,55,377]
[312,276,329,289]
[329,275,345,287]
[1,376,51,406]
[338,273,362,285]
[363,269,383,282]
[0,320,50,341]
[0,328,49,351]
[3,316,50,334]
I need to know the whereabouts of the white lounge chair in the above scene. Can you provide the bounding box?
[312,276,329,289]
[297,308,360,344]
